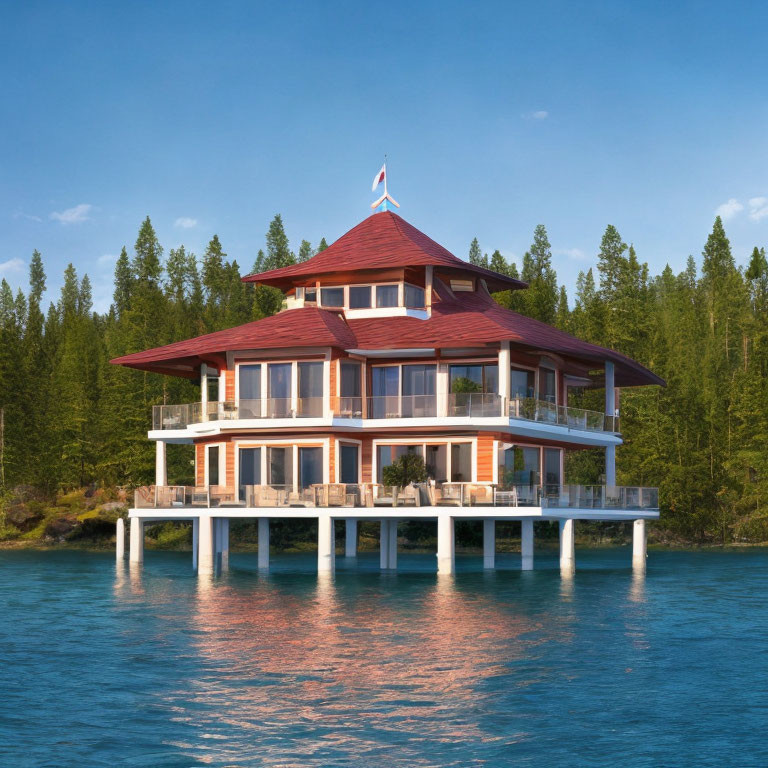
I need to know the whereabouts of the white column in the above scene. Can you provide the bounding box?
[425,265,433,316]
[605,445,616,487]
[436,514,455,575]
[498,341,510,413]
[388,518,398,570]
[380,519,390,570]
[605,360,616,486]
[632,519,647,571]
[483,519,495,569]
[345,519,358,558]
[521,518,534,571]
[317,514,335,572]
[436,364,448,417]
[258,517,270,569]
[155,441,167,487]
[192,518,199,570]
[129,518,143,564]
[200,363,208,421]
[116,518,125,560]
[559,519,575,574]
[220,518,230,571]
[198,514,215,576]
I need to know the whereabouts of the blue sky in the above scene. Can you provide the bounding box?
[2,0,767,312]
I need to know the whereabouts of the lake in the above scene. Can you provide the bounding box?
[0,548,765,767]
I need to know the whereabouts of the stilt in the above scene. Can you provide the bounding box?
[198,514,215,576]
[345,518,358,558]
[483,519,495,570]
[129,518,143,564]
[155,440,167,486]
[387,518,398,570]
[436,514,455,575]
[192,518,199,571]
[521,518,534,571]
[258,517,270,569]
[220,518,229,571]
[632,519,647,571]
[116,518,125,560]
[379,519,390,570]
[559,519,575,574]
[317,514,335,572]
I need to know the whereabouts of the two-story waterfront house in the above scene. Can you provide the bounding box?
[112,210,663,575]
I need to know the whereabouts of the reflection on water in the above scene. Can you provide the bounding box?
[2,549,768,767]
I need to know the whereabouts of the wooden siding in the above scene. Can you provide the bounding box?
[329,358,338,397]
[224,368,235,400]
[328,437,336,482]
[361,437,373,482]
[195,444,205,485]
[225,442,235,487]
[476,433,495,482]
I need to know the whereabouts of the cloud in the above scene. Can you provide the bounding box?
[98,253,117,265]
[715,198,744,221]
[50,203,92,224]
[174,217,197,229]
[556,248,588,261]
[531,110,549,120]
[12,210,42,222]
[748,197,768,222]
[0,257,25,275]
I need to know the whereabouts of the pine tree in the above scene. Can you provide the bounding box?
[265,214,295,270]
[317,237,329,253]
[520,225,558,324]
[298,240,315,262]
[468,238,482,266]
[489,250,508,276]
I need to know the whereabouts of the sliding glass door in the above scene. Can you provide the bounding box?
[268,363,292,417]
[298,361,323,417]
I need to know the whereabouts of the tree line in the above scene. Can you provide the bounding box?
[1,212,766,543]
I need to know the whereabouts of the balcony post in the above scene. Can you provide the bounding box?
[317,514,335,572]
[220,518,229,571]
[155,440,167,487]
[198,514,215,576]
[129,518,143,564]
[436,514,455,575]
[345,518,358,558]
[632,519,646,571]
[483,519,495,569]
[192,517,199,570]
[258,517,270,569]
[379,519,390,569]
[388,518,398,570]
[200,363,208,422]
[521,518,534,570]
[115,517,125,560]
[498,341,510,415]
[559,519,575,574]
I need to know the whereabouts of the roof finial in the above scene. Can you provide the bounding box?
[371,156,400,212]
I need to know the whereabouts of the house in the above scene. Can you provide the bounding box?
[112,210,663,575]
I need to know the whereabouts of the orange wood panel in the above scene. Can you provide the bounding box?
[476,433,495,482]
[328,437,336,482]
[195,444,205,485]
[225,442,235,487]
[329,359,338,398]
[361,437,373,482]
[225,368,235,400]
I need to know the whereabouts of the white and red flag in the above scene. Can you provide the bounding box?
[371,164,386,191]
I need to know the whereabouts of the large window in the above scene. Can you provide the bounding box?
[449,363,498,394]
[499,446,539,487]
[510,367,535,399]
[268,363,292,417]
[298,361,323,416]
[268,447,289,486]
[404,284,425,308]
[376,444,423,483]
[340,361,361,397]
[320,287,344,307]
[299,447,323,488]
[544,448,562,488]
[238,447,261,500]
[540,367,557,403]
[451,443,472,482]
[371,366,400,418]
[340,444,359,483]
[376,284,399,308]
[349,285,372,308]
[238,364,261,418]
[207,445,220,486]
[401,364,436,416]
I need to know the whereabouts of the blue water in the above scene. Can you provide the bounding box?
[0,548,766,767]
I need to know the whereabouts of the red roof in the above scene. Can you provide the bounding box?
[242,211,527,293]
[111,280,663,387]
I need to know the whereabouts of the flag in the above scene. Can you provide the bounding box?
[371,164,386,191]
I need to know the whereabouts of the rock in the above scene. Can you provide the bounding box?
[99,501,127,513]
[5,502,44,532]
[43,516,78,538]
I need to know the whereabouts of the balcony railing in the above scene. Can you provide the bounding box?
[152,395,619,433]
[134,483,659,511]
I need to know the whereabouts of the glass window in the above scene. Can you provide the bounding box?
[268,447,287,486]
[299,447,323,488]
[540,368,557,403]
[376,444,423,482]
[207,445,220,486]
[340,444,359,483]
[305,287,317,304]
[425,444,447,482]
[298,361,323,416]
[500,446,539,487]
[238,447,261,499]
[404,284,425,308]
[449,364,497,393]
[544,448,561,487]
[451,443,472,482]
[371,366,400,418]
[340,361,361,397]
[295,287,304,300]
[238,364,261,401]
[268,363,291,417]
[376,284,399,308]
[401,364,436,416]
[320,287,344,307]
[510,367,535,399]
[349,285,372,308]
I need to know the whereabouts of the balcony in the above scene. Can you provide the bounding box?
[152,395,619,433]
[134,482,659,512]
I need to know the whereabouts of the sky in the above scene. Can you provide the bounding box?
[2,0,768,312]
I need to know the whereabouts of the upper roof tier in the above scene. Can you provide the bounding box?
[242,210,528,293]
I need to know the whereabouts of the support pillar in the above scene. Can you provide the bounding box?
[317,514,335,572]
[605,359,616,487]
[559,519,575,574]
[605,444,616,488]
[483,519,495,569]
[116,518,125,560]
[437,514,455,575]
[220,518,229,571]
[155,440,167,487]
[632,519,647,571]
[198,514,215,576]
[388,518,398,570]
[192,518,199,571]
[129,518,143,564]
[380,519,390,570]
[345,519,358,558]
[521,519,534,571]
[258,517,270,569]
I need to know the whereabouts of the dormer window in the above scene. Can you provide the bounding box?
[450,279,473,292]
[349,285,372,308]
[404,284,425,308]
[305,287,317,305]
[376,285,399,308]
[320,287,344,307]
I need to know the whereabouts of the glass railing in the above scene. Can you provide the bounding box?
[153,398,325,428]
[135,483,659,510]
[366,395,438,418]
[509,397,620,433]
[446,392,503,417]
